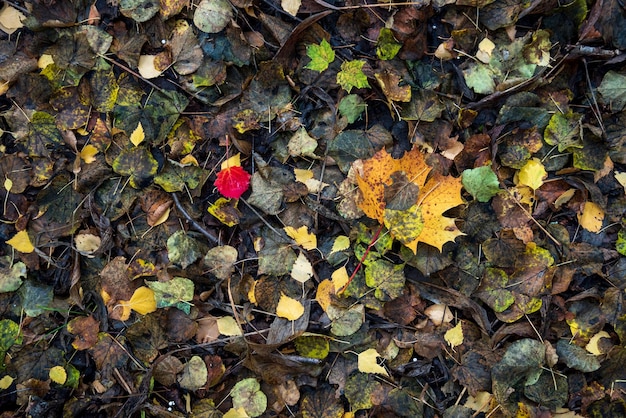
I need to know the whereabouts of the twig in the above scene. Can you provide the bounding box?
[171,192,219,244]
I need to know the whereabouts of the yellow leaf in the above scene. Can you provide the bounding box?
[331,267,350,292]
[315,279,334,312]
[475,37,495,63]
[356,148,464,252]
[221,153,242,170]
[284,225,317,250]
[4,177,12,192]
[444,321,464,348]
[330,235,350,255]
[578,201,604,233]
[80,144,99,164]
[517,157,547,190]
[217,316,243,336]
[49,365,67,384]
[38,53,54,69]
[276,293,304,320]
[294,168,328,193]
[7,230,35,253]
[130,122,145,146]
[223,407,250,418]
[0,375,14,390]
[181,154,199,166]
[247,280,257,304]
[291,252,313,283]
[150,206,171,227]
[119,287,157,319]
[357,348,389,376]
[281,0,301,16]
[586,330,610,355]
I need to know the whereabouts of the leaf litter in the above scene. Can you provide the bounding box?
[0,0,626,417]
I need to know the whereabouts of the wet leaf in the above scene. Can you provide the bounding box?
[295,335,330,360]
[337,60,370,93]
[0,257,26,292]
[147,277,194,314]
[376,28,401,60]
[598,70,626,111]
[556,339,600,372]
[578,201,604,233]
[365,259,405,301]
[517,157,547,190]
[305,39,335,72]
[231,378,267,417]
[344,372,384,411]
[338,94,367,124]
[67,315,99,350]
[178,355,208,391]
[462,165,501,202]
[120,0,159,22]
[0,319,22,363]
[284,225,317,250]
[358,349,389,376]
[7,230,34,253]
[204,245,238,280]
[194,0,233,34]
[276,293,305,320]
[300,385,343,418]
[167,230,204,269]
[544,111,583,152]
[356,148,464,252]
[327,303,364,336]
[111,146,158,189]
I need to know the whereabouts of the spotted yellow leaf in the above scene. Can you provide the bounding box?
[276,292,304,320]
[7,230,35,253]
[357,348,389,376]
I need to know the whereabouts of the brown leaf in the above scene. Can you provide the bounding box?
[67,315,100,350]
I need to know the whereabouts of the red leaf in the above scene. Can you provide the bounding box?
[214,165,251,199]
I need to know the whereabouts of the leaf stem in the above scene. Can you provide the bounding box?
[338,223,384,294]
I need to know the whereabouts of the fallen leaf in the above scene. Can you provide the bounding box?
[424,304,453,326]
[49,366,67,384]
[444,321,464,348]
[178,355,208,391]
[357,348,389,376]
[337,60,370,93]
[193,0,232,33]
[276,292,305,321]
[517,157,547,190]
[578,201,604,233]
[356,148,464,252]
[284,225,317,250]
[291,252,313,283]
[215,165,251,199]
[75,232,101,255]
[216,316,243,336]
[305,39,335,72]
[118,286,157,320]
[137,55,163,79]
[7,230,35,253]
[475,37,495,63]
[129,122,145,146]
[281,0,301,17]
[79,144,98,163]
[586,330,611,355]
[231,378,267,418]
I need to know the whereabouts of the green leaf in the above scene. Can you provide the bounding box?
[463,63,496,95]
[153,162,205,192]
[178,355,208,391]
[337,60,370,93]
[147,277,194,314]
[294,335,330,360]
[462,166,501,202]
[0,319,22,368]
[194,0,233,34]
[475,268,515,313]
[19,280,54,317]
[305,39,335,72]
[25,112,63,157]
[555,340,600,372]
[598,70,626,111]
[231,378,267,418]
[344,373,383,411]
[338,94,367,124]
[617,228,626,256]
[167,230,204,269]
[364,259,405,301]
[119,0,159,22]
[111,146,158,189]
[376,28,401,60]
[544,111,583,152]
[383,205,424,246]
[0,257,27,293]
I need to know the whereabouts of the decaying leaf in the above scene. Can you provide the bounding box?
[356,148,464,252]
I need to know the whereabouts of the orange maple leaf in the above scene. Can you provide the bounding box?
[355,148,464,252]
